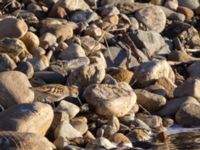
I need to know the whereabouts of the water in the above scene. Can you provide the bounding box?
[152,125,200,150]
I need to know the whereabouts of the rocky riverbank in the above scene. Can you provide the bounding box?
[0,0,200,149]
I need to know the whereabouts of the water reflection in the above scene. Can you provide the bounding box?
[153,131,200,150]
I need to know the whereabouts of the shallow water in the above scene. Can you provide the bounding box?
[152,126,200,150]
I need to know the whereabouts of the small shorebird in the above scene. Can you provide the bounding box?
[30,84,79,103]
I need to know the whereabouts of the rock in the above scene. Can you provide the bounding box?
[12,10,39,26]
[159,6,185,21]
[54,0,90,11]
[80,36,102,54]
[71,117,88,135]
[40,32,57,49]
[84,24,103,39]
[63,145,83,150]
[150,0,164,5]
[164,0,178,10]
[178,0,200,10]
[111,133,133,148]
[40,23,75,42]
[0,53,16,71]
[54,137,69,149]
[55,100,80,119]
[70,9,99,24]
[100,6,120,17]
[32,71,65,85]
[102,74,118,85]
[129,17,139,30]
[59,43,86,60]
[48,6,67,18]
[101,116,120,137]
[16,61,34,79]
[83,82,137,117]
[132,119,151,131]
[0,71,34,108]
[158,96,196,117]
[187,61,200,78]
[127,129,151,142]
[108,67,133,83]
[26,3,46,19]
[49,111,70,138]
[100,0,134,6]
[0,102,53,136]
[174,78,200,101]
[103,46,139,68]
[67,63,106,92]
[130,29,170,57]
[92,137,116,149]
[130,104,140,114]
[0,131,54,150]
[136,113,163,129]
[134,60,175,87]
[0,18,28,39]
[135,89,166,112]
[164,22,200,48]
[135,6,166,32]
[0,38,29,58]
[103,15,119,26]
[176,98,200,126]
[54,120,82,140]
[28,55,49,71]
[29,47,46,57]
[20,32,40,50]
[162,118,174,128]
[177,6,194,20]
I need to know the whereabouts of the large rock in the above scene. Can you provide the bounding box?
[0,131,54,150]
[40,22,75,41]
[0,18,28,39]
[134,60,175,87]
[83,82,137,117]
[178,0,200,10]
[0,71,34,108]
[187,61,200,78]
[0,102,54,136]
[135,89,166,112]
[54,120,82,140]
[0,53,16,72]
[70,10,99,24]
[174,78,200,101]
[130,30,170,57]
[53,0,90,11]
[159,6,185,21]
[100,0,134,6]
[103,46,140,68]
[71,117,88,135]
[55,100,80,119]
[135,6,166,32]
[136,113,163,129]
[176,98,200,127]
[158,96,196,117]
[59,43,86,60]
[20,31,40,50]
